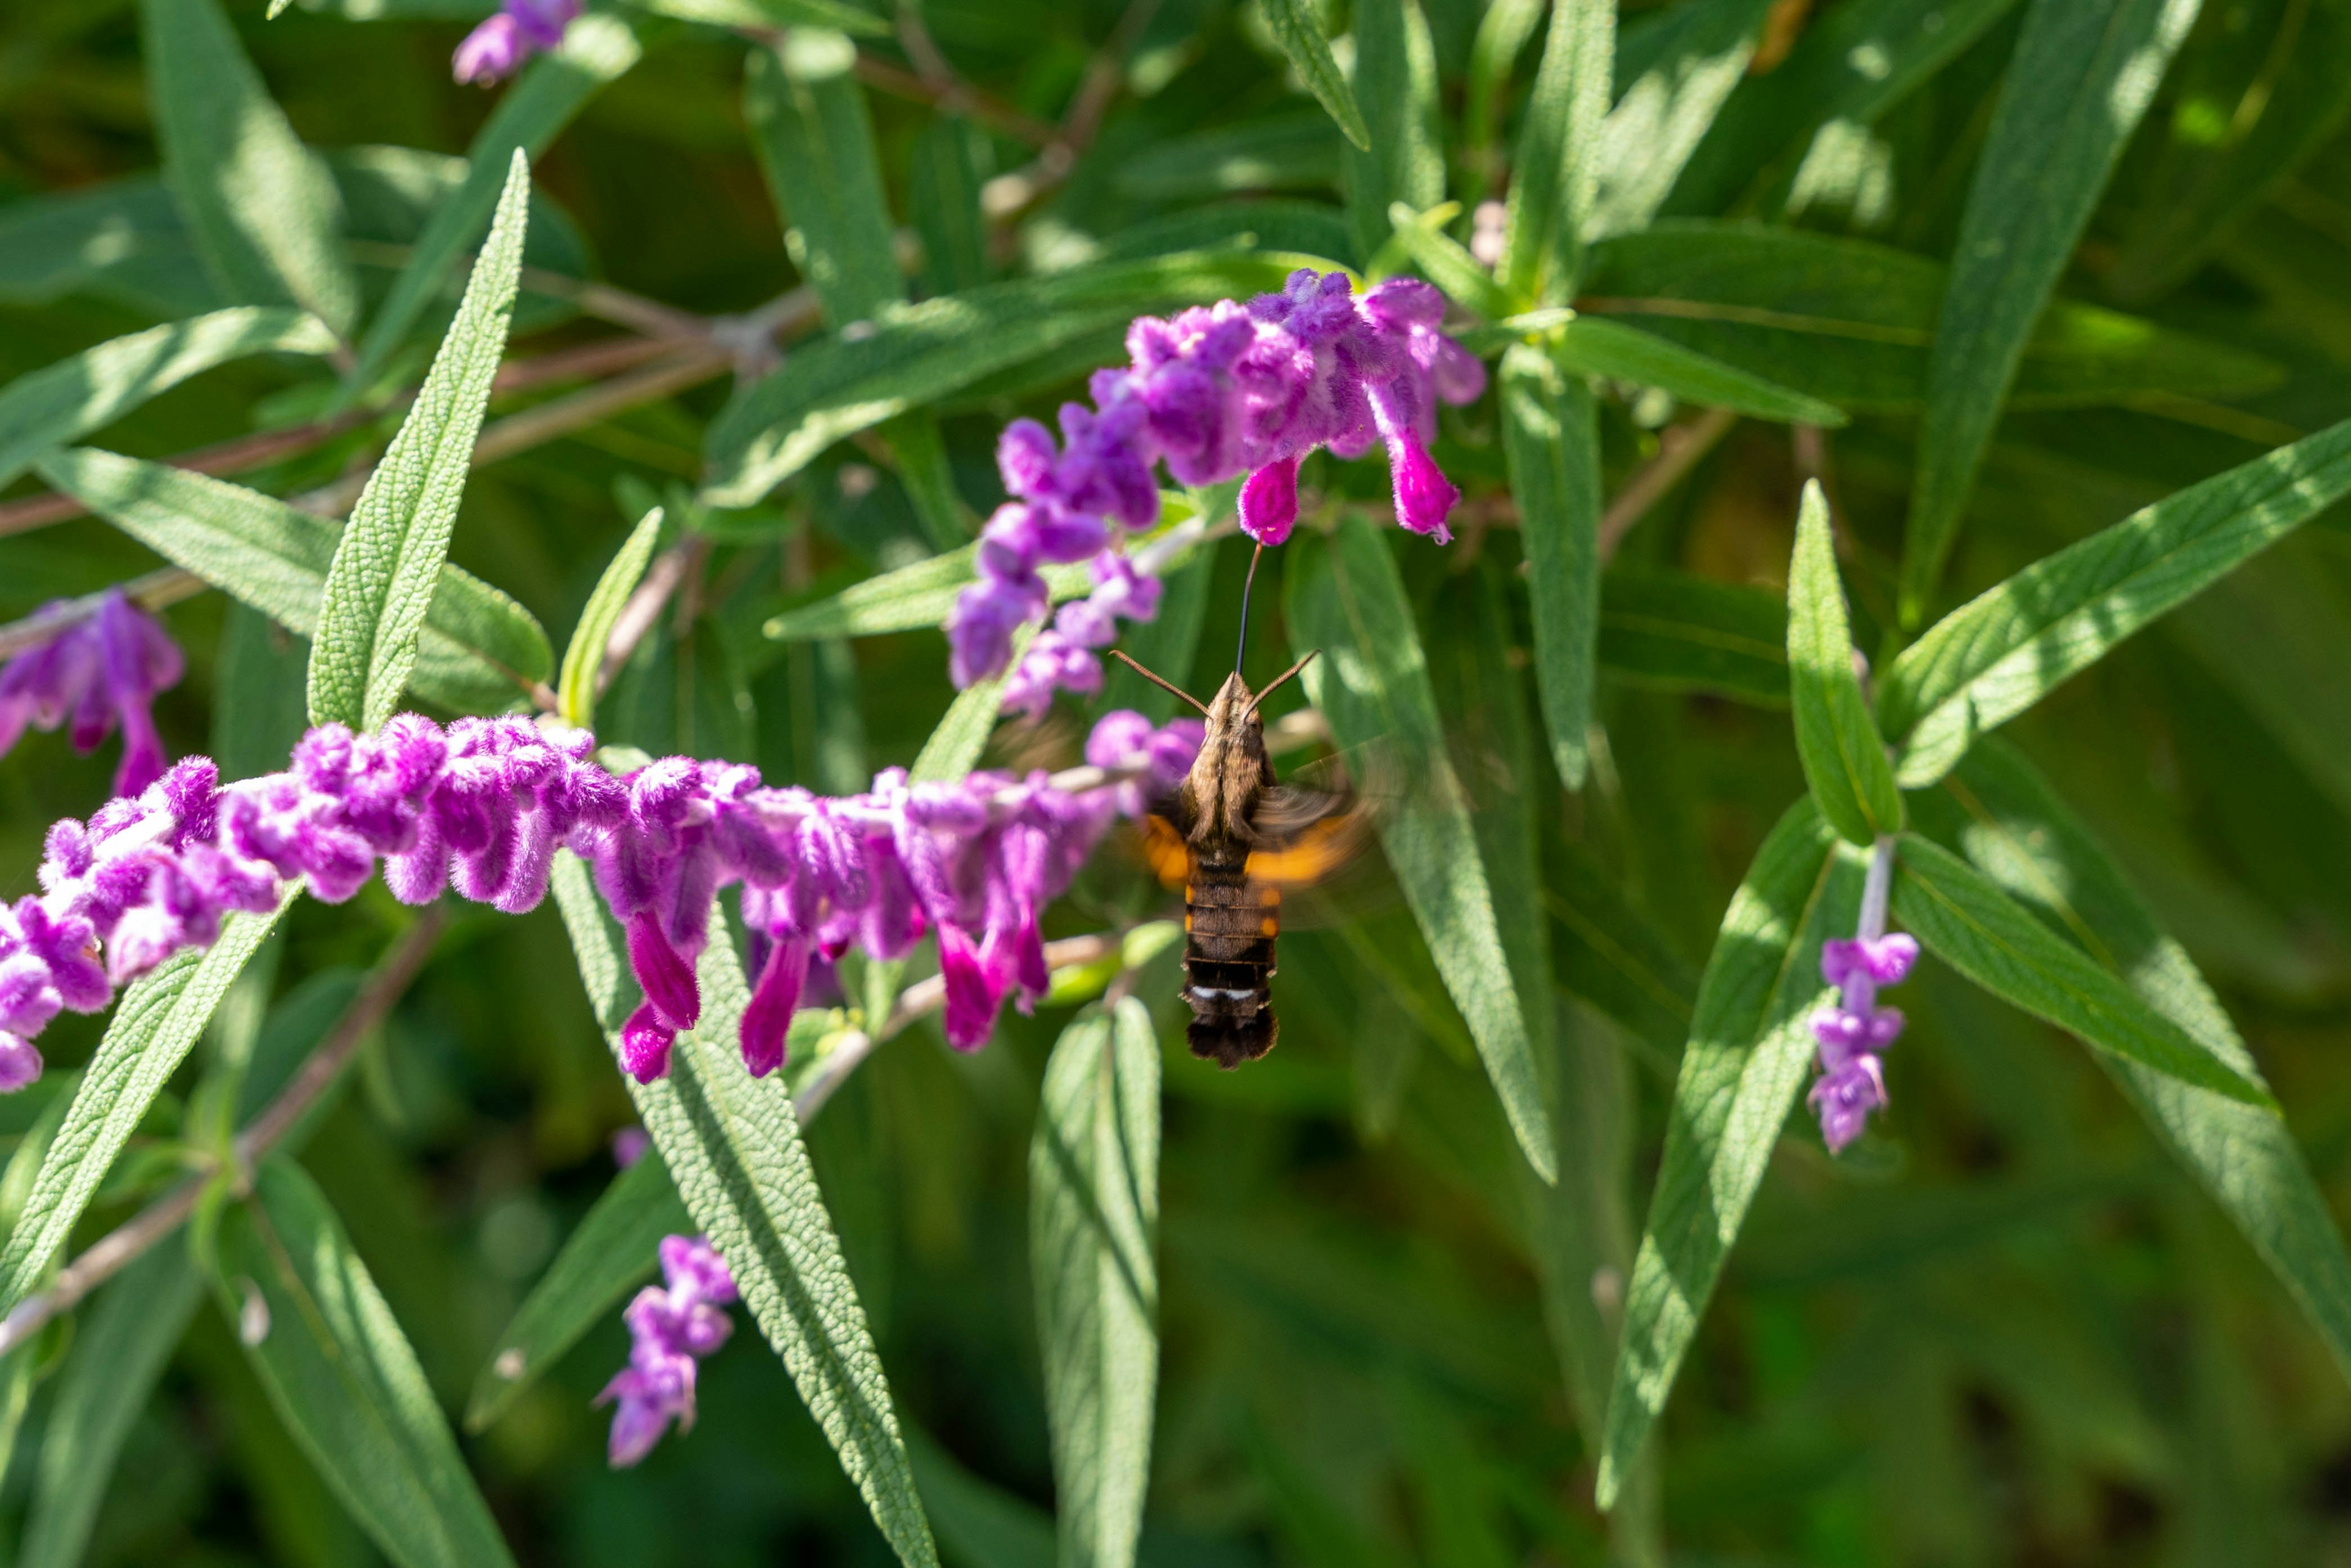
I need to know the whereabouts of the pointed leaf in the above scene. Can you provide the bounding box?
[311,152,529,731]
[0,307,336,490]
[1260,0,1373,151]
[19,1247,205,1568]
[1030,999,1160,1568]
[1288,517,1558,1181]
[551,855,939,1567]
[1499,342,1602,789]
[746,31,901,324]
[1875,413,2351,789]
[1588,0,1775,240]
[558,506,664,729]
[1344,0,1445,265]
[214,1160,519,1568]
[41,446,552,715]
[765,546,1094,642]
[1788,480,1901,845]
[1899,0,2204,624]
[1387,202,1518,320]
[1596,800,1856,1507]
[1501,0,1613,302]
[0,894,293,1318]
[143,0,358,336]
[466,1148,691,1431]
[1553,317,1847,426]
[1890,836,2273,1108]
[349,15,637,387]
[1912,740,2351,1381]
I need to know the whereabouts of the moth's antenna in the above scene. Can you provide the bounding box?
[1242,649,1318,719]
[1106,650,1212,716]
[1234,541,1264,677]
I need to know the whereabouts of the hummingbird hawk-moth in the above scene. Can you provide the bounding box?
[1109,645,1364,1069]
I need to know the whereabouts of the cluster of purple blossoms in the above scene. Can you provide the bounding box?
[0,590,184,800]
[1808,844,1918,1153]
[599,1233,738,1466]
[9,707,1200,1095]
[948,271,1487,705]
[452,0,578,84]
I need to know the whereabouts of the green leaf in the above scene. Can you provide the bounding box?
[1875,414,2351,789]
[1597,565,1788,706]
[1501,0,1613,302]
[550,855,939,1567]
[348,14,639,389]
[1288,517,1558,1182]
[1542,836,1698,1070]
[1385,202,1517,318]
[1030,999,1161,1568]
[1911,741,2351,1381]
[762,543,1104,643]
[311,151,530,732]
[40,446,553,716]
[1595,800,1856,1508]
[558,506,664,729]
[1786,480,1902,846]
[142,0,359,337]
[746,31,901,324]
[1499,343,1601,789]
[0,307,336,490]
[912,671,1008,786]
[18,1246,205,1568]
[214,1159,519,1568]
[1552,316,1847,426]
[1891,835,2274,1109]
[1899,0,2205,625]
[1578,223,2281,413]
[910,114,994,296]
[1112,114,1346,203]
[705,252,1324,508]
[629,0,887,31]
[1344,0,1445,266]
[0,894,293,1318]
[465,1148,691,1431]
[1259,0,1373,151]
[1588,0,1775,240]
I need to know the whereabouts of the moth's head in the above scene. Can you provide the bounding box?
[1205,672,1261,740]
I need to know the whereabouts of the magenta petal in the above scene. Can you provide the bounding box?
[620,1002,678,1083]
[1239,455,1301,546]
[738,936,810,1078]
[1385,430,1459,542]
[627,913,702,1031]
[937,923,1002,1051]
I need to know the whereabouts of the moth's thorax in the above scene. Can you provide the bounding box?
[1182,672,1269,846]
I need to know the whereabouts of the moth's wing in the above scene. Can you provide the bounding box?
[1138,813,1193,891]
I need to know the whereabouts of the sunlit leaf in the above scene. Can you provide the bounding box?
[1787,480,1902,845]
[1499,342,1601,789]
[557,506,664,729]
[1259,0,1373,151]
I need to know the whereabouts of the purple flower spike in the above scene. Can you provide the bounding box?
[601,1234,737,1467]
[944,269,1485,696]
[1807,841,1913,1153]
[453,0,577,84]
[0,590,185,798]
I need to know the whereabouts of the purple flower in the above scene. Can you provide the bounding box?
[0,590,184,798]
[599,1234,738,1466]
[5,708,1199,1095]
[1807,842,1914,1153]
[945,269,1487,692]
[452,0,578,84]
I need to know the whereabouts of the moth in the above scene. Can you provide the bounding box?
[1109,642,1366,1070]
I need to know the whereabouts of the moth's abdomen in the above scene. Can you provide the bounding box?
[1182,857,1278,1068]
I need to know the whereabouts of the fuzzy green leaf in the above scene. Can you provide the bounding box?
[1499,342,1602,789]
[1553,316,1847,426]
[1501,0,1613,302]
[311,151,529,731]
[1344,0,1445,265]
[465,1148,691,1432]
[215,1160,519,1568]
[1031,999,1161,1568]
[1875,414,2351,789]
[42,446,552,715]
[1787,481,1902,845]
[551,855,939,1567]
[142,0,358,336]
[0,894,293,1318]
[0,307,335,490]
[1289,517,1558,1182]
[558,506,664,729]
[1260,0,1373,151]
[19,1245,206,1568]
[1891,836,2274,1109]
[1588,0,1775,240]
[1899,0,2205,625]
[1596,800,1856,1507]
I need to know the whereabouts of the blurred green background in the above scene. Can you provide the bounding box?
[9,0,2351,1563]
